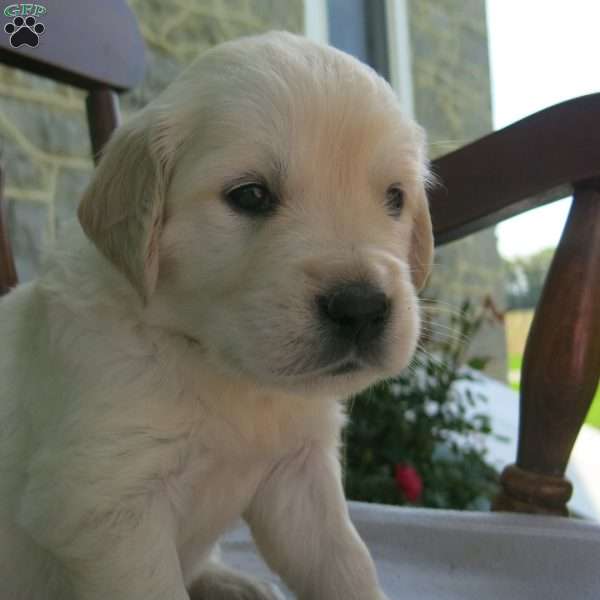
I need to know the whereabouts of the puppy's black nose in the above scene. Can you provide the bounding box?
[318,283,391,343]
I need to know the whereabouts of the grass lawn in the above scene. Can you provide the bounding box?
[509,354,522,371]
[509,353,600,429]
[585,390,600,428]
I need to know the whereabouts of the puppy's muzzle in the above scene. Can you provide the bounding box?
[317,282,391,350]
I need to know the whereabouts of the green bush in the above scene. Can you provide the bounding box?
[343,300,500,511]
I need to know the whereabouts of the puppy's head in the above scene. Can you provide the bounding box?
[78,32,434,396]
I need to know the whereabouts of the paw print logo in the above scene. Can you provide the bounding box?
[4,16,45,48]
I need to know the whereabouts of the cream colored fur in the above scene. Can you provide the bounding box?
[0,32,433,600]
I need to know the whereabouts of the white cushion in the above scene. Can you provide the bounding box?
[221,501,600,599]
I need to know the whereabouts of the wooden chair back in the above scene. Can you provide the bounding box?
[0,0,145,294]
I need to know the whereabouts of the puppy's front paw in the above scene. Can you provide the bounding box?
[189,565,284,600]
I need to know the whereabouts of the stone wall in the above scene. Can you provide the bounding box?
[0,65,91,281]
[408,0,507,379]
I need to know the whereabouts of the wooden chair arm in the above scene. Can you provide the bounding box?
[0,0,144,91]
[429,93,600,245]
[429,93,600,516]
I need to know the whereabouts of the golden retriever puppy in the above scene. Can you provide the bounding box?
[0,31,433,600]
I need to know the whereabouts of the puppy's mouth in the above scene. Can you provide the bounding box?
[275,354,368,379]
[327,359,362,376]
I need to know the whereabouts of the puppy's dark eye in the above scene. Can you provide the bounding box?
[385,185,405,217]
[225,183,276,217]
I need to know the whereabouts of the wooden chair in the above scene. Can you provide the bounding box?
[430,93,600,516]
[0,0,145,294]
[0,2,598,519]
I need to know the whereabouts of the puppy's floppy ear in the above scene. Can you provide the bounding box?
[78,111,171,303]
[408,125,434,291]
[409,189,434,291]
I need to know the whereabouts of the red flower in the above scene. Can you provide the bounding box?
[394,464,423,503]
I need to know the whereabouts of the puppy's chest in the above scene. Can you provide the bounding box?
[166,408,305,547]
[160,379,342,553]
[170,450,265,541]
